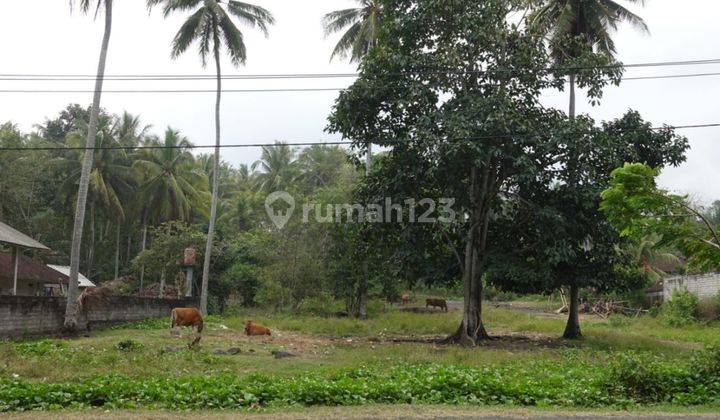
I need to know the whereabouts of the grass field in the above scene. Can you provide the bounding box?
[1,299,719,414]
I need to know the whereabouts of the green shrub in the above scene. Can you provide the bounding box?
[664,289,699,326]
[116,340,143,352]
[2,348,720,411]
[14,340,65,356]
[608,314,628,328]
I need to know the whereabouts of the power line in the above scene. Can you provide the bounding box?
[0,88,345,94]
[0,58,719,81]
[1,123,717,152]
[0,70,718,94]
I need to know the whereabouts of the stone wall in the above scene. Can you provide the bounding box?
[0,295,197,338]
[663,273,720,300]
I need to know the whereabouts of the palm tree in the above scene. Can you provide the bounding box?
[296,145,349,191]
[133,128,210,224]
[65,0,114,331]
[529,0,648,118]
[55,119,134,281]
[324,2,382,321]
[148,0,274,315]
[323,0,382,63]
[251,143,298,193]
[627,234,681,283]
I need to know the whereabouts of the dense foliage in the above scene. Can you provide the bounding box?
[1,347,720,411]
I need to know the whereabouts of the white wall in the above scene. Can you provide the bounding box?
[663,274,720,300]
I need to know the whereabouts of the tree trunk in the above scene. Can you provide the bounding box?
[64,0,113,331]
[139,217,148,291]
[444,167,492,345]
[125,223,132,264]
[563,283,582,339]
[114,223,120,280]
[356,142,372,320]
[568,73,576,119]
[199,45,222,316]
[86,201,96,280]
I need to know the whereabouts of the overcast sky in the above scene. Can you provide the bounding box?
[0,0,718,202]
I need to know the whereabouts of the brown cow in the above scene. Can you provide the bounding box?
[401,293,410,306]
[244,320,271,336]
[171,307,203,346]
[426,298,448,312]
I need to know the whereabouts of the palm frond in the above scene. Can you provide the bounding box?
[226,1,275,37]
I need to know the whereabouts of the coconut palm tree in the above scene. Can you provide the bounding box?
[323,2,383,321]
[65,0,114,331]
[133,128,210,224]
[323,0,382,63]
[627,234,681,283]
[529,0,648,117]
[251,143,298,193]
[55,118,134,281]
[148,0,274,315]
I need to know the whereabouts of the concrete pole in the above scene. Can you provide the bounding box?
[11,246,19,296]
[185,267,194,298]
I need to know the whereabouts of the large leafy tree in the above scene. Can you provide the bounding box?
[529,0,648,117]
[148,0,275,315]
[65,0,115,331]
[329,0,572,344]
[487,111,688,338]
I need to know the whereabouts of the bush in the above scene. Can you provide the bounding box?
[697,297,719,322]
[115,339,143,352]
[664,289,699,326]
[14,340,65,356]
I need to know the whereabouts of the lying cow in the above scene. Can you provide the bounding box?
[171,307,203,346]
[244,320,271,336]
[426,298,448,312]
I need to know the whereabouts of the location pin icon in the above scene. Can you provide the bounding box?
[265,191,295,229]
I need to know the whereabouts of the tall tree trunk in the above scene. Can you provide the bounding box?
[200,46,222,315]
[563,283,582,339]
[356,142,372,320]
[125,225,132,264]
[562,74,582,339]
[444,167,492,345]
[65,0,113,331]
[568,73,576,119]
[114,223,120,280]
[139,215,148,291]
[87,201,96,279]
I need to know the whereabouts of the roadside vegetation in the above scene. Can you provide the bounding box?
[2,299,720,412]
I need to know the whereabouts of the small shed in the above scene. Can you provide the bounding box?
[0,221,52,296]
[47,265,95,289]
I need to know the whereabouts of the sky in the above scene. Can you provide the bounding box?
[0,0,718,202]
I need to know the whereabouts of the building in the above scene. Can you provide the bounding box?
[0,221,66,296]
[47,265,95,291]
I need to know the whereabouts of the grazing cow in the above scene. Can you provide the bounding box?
[426,298,448,312]
[171,307,203,346]
[401,293,410,306]
[244,320,272,336]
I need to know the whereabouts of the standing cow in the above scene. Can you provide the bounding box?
[426,298,448,312]
[171,307,204,347]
